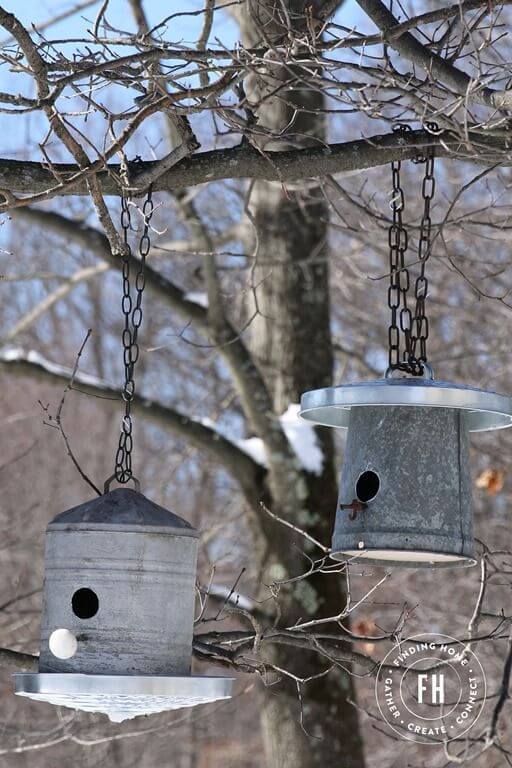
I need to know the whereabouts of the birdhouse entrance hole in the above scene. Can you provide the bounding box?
[72,588,99,619]
[355,470,380,503]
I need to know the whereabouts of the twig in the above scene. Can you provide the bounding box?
[260,502,331,553]
[51,329,101,495]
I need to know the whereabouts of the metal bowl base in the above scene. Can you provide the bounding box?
[14,673,234,722]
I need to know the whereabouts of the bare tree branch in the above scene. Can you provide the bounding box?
[11,207,298,477]
[0,130,509,201]
[0,347,264,501]
[356,0,512,109]
[0,648,37,672]
[0,263,109,344]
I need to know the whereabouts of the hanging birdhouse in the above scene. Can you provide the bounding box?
[300,370,512,568]
[298,131,512,568]
[14,483,233,722]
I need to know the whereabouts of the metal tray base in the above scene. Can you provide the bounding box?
[14,673,234,722]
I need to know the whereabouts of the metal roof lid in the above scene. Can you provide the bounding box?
[300,377,512,432]
[48,488,198,536]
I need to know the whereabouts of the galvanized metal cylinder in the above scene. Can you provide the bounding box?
[39,488,199,675]
[332,406,476,568]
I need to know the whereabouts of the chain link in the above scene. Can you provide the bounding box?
[387,123,438,376]
[115,187,154,483]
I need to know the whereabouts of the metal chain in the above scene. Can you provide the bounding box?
[387,123,438,376]
[114,187,154,483]
[388,125,410,374]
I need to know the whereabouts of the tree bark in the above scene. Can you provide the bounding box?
[235,3,365,767]
[0,130,506,203]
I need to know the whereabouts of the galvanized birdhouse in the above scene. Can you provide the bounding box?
[14,483,233,721]
[300,371,512,568]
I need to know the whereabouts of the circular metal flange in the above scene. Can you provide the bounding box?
[300,378,512,432]
[13,674,234,723]
[331,548,477,570]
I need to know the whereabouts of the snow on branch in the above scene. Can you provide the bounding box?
[212,404,324,475]
[0,347,264,498]
[184,291,209,308]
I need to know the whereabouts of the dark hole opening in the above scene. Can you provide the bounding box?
[356,470,380,503]
[72,588,99,619]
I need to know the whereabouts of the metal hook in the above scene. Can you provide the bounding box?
[384,362,435,381]
[103,473,141,495]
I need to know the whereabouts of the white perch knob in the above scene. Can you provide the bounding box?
[49,628,78,660]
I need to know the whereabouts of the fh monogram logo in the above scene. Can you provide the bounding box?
[375,633,486,744]
[417,673,444,704]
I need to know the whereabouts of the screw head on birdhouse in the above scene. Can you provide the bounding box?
[300,372,512,568]
[14,484,233,721]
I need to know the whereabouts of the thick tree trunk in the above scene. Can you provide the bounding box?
[252,187,365,768]
[235,3,365,767]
